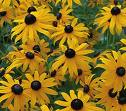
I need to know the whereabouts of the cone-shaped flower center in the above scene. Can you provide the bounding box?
[53,21,58,27]
[33,45,40,52]
[31,80,41,90]
[11,84,23,95]
[116,67,125,77]
[26,52,35,59]
[71,99,83,110]
[118,97,126,105]
[65,25,73,33]
[0,11,7,17]
[108,88,117,98]
[65,49,76,58]
[51,70,56,77]
[111,7,121,15]
[56,13,62,20]
[83,84,90,93]
[77,69,83,76]
[25,14,36,25]
[27,6,37,13]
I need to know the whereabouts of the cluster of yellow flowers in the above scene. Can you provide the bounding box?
[0,0,126,111]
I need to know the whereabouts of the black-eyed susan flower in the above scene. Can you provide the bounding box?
[52,39,93,77]
[95,5,126,34]
[79,75,104,98]
[0,74,30,111]
[95,84,118,110]
[51,18,89,45]
[73,66,92,84]
[6,48,45,73]
[97,51,126,91]
[55,90,103,111]
[55,5,74,24]
[0,5,14,27]
[11,10,55,44]
[49,68,65,85]
[22,71,57,105]
[56,0,82,8]
[21,39,50,59]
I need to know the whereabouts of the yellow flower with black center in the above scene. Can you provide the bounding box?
[52,39,93,77]
[55,5,74,24]
[95,5,126,34]
[80,75,104,98]
[21,39,50,59]
[55,90,103,111]
[49,68,66,85]
[56,0,82,8]
[51,18,89,46]
[0,74,30,111]
[22,71,57,105]
[95,84,118,110]
[73,66,92,84]
[0,5,14,27]
[6,49,45,73]
[97,51,126,91]
[11,10,55,44]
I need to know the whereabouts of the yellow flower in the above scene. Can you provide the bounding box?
[20,39,50,59]
[97,51,126,91]
[95,83,118,110]
[95,5,126,34]
[0,5,14,27]
[49,68,66,85]
[6,48,45,73]
[80,75,104,98]
[51,18,89,46]
[52,39,93,77]
[55,90,103,111]
[0,74,30,111]
[56,0,81,8]
[22,71,57,105]
[11,10,55,44]
[55,5,74,24]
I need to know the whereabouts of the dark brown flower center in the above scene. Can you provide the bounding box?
[11,84,23,95]
[56,13,62,20]
[111,7,121,15]
[83,84,90,93]
[65,49,76,58]
[0,11,6,17]
[77,69,83,76]
[26,52,34,59]
[108,88,117,98]
[27,6,37,13]
[71,99,83,110]
[31,80,41,90]
[25,14,36,25]
[65,25,73,33]
[116,67,125,77]
[51,70,56,77]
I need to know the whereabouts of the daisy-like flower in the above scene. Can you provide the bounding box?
[56,0,82,8]
[55,90,103,111]
[11,10,55,44]
[95,5,126,34]
[97,51,126,91]
[6,48,45,73]
[54,5,74,24]
[51,18,89,45]
[0,5,14,27]
[95,84,118,110]
[52,39,93,77]
[80,75,104,98]
[0,74,30,111]
[21,39,50,59]
[73,66,92,84]
[22,71,57,105]
[49,68,65,85]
